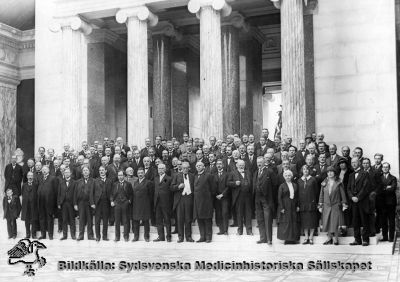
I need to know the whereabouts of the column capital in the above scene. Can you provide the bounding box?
[49,16,93,35]
[270,0,318,13]
[152,21,182,41]
[188,0,232,17]
[115,6,158,27]
[222,12,249,31]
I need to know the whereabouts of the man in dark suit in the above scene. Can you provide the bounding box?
[222,146,234,172]
[244,144,257,175]
[214,159,230,235]
[255,128,274,152]
[296,139,309,164]
[140,138,152,158]
[110,170,133,242]
[74,167,95,241]
[326,144,340,168]
[153,163,173,242]
[378,162,397,242]
[256,137,269,158]
[107,154,123,182]
[205,153,218,175]
[154,136,166,158]
[91,166,112,241]
[116,137,131,157]
[171,162,195,242]
[57,168,76,240]
[193,162,215,243]
[131,167,153,242]
[130,149,143,177]
[21,171,38,239]
[4,155,23,196]
[347,157,371,246]
[23,158,36,183]
[228,160,253,235]
[37,165,58,240]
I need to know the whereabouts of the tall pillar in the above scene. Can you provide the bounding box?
[116,6,158,148]
[50,16,92,150]
[188,0,232,140]
[271,0,311,143]
[221,14,244,137]
[152,22,181,139]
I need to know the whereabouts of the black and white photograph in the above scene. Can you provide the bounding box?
[0,0,399,281]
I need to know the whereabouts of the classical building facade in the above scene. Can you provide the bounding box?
[0,0,399,193]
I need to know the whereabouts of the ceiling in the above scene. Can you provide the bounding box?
[0,0,35,30]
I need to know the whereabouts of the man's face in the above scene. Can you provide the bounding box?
[382,163,390,174]
[145,139,151,147]
[260,138,266,146]
[183,134,189,142]
[113,155,121,164]
[167,142,173,150]
[353,149,362,158]
[318,144,325,153]
[299,141,306,150]
[48,149,54,157]
[306,156,313,166]
[105,148,111,156]
[249,135,254,143]
[137,170,145,179]
[82,168,90,177]
[155,136,161,145]
[226,147,232,156]
[237,162,245,171]
[27,160,34,168]
[27,173,34,182]
[82,142,88,150]
[239,145,246,154]
[309,145,316,154]
[242,135,248,143]
[196,151,203,160]
[196,162,204,173]
[162,151,169,159]
[115,147,121,155]
[319,155,326,164]
[11,156,16,164]
[97,145,103,154]
[221,143,227,151]
[143,158,150,167]
[262,129,269,138]
[64,169,71,179]
[216,160,223,170]
[247,146,254,155]
[317,133,324,141]
[117,172,124,181]
[101,158,108,166]
[182,163,190,174]
[158,165,166,175]
[351,159,360,170]
[342,147,350,157]
[64,159,70,166]
[282,160,290,169]
[329,146,336,155]
[257,158,264,169]
[64,145,70,152]
[78,157,84,165]
[99,167,106,178]
[280,142,286,151]
[127,151,133,159]
[126,168,133,177]
[39,148,45,156]
[173,141,180,149]
[288,147,296,157]
[374,155,383,166]
[209,137,216,146]
[148,149,155,157]
[132,150,139,159]
[209,154,215,163]
[362,160,370,170]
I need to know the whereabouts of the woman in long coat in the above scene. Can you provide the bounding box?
[337,158,352,235]
[318,166,347,245]
[277,170,300,244]
[297,165,319,245]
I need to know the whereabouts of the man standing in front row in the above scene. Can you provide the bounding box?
[171,162,195,243]
[348,157,371,246]
[74,167,95,241]
[58,168,76,240]
[110,171,132,242]
[193,162,215,243]
[38,165,57,240]
[254,157,274,245]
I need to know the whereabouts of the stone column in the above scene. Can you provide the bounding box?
[188,0,232,140]
[221,13,245,137]
[50,16,92,150]
[116,6,158,148]
[152,22,181,139]
[271,0,312,143]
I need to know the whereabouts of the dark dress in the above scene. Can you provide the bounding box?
[297,176,319,229]
[277,182,300,241]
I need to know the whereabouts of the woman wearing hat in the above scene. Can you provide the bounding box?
[318,166,348,245]
[277,170,300,244]
[298,165,319,245]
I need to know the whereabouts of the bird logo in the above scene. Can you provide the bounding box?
[7,239,47,276]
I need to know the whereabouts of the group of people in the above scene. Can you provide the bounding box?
[3,129,398,246]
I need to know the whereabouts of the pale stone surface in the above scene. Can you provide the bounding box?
[171,59,189,138]
[0,82,17,211]
[314,0,399,175]
[126,16,150,149]
[198,6,224,140]
[153,34,172,139]
[187,49,201,138]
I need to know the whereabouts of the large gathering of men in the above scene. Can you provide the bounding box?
[2,129,398,246]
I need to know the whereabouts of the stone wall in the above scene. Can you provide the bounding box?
[313,0,399,175]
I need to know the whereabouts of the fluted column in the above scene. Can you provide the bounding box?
[188,0,232,140]
[271,0,311,143]
[50,16,92,150]
[152,22,181,139]
[116,6,158,147]
[221,13,247,137]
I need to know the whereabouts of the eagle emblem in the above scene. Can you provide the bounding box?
[7,239,47,276]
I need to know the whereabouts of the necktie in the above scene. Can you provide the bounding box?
[258,169,263,178]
